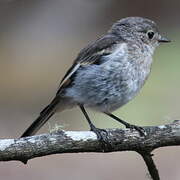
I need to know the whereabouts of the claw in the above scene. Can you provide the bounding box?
[126,124,146,136]
[90,125,112,151]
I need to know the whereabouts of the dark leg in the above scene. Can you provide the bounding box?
[104,112,146,136]
[79,105,111,150]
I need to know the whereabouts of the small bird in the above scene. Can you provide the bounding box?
[21,17,170,141]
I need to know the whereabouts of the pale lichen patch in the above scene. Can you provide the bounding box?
[158,125,166,129]
[65,131,97,141]
[0,139,15,151]
[28,138,36,144]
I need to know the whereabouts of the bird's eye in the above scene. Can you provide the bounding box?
[147,30,155,40]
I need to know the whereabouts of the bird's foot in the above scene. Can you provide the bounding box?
[125,124,146,136]
[90,125,112,151]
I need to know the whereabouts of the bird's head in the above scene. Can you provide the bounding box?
[109,17,170,49]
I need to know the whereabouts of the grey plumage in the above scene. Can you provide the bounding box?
[21,17,170,138]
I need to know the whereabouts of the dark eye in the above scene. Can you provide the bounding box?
[147,30,154,39]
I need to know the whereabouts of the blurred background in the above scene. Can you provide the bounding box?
[0,0,179,179]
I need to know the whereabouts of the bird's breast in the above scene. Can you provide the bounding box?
[65,48,153,112]
[93,55,153,112]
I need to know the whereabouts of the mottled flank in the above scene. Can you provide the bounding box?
[65,41,154,112]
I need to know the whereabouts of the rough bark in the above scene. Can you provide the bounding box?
[0,120,180,180]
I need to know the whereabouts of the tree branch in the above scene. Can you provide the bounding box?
[0,120,180,179]
[138,151,160,180]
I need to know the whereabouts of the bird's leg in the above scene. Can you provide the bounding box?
[104,112,146,136]
[79,105,111,151]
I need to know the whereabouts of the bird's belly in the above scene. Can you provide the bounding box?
[88,78,141,112]
[65,64,150,113]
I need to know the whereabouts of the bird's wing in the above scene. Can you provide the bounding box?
[57,34,120,94]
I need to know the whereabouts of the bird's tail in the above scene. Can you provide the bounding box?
[20,96,60,138]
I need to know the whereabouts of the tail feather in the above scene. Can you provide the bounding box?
[20,96,60,138]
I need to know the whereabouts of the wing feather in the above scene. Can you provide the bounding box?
[57,34,121,93]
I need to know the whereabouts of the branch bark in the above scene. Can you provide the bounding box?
[0,120,180,180]
[139,152,160,180]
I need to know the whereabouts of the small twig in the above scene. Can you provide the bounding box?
[138,151,160,180]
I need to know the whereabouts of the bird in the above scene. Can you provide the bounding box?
[20,17,170,142]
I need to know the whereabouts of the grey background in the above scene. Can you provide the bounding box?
[0,1,180,179]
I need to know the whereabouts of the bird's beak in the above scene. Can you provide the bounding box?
[158,36,171,43]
